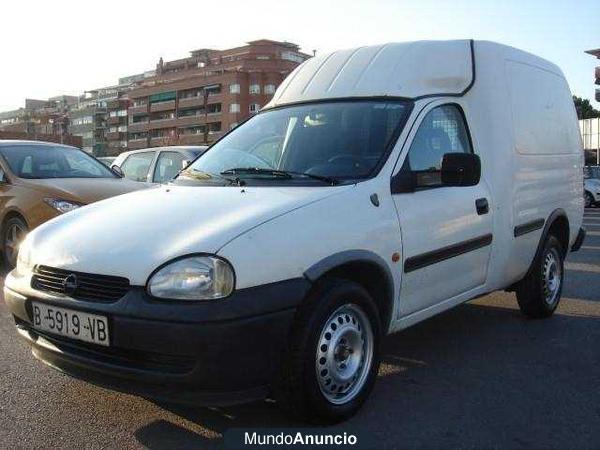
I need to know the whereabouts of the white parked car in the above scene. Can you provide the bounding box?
[111,145,208,184]
[584,168,600,207]
[6,40,585,424]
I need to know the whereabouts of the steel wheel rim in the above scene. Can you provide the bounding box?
[5,223,25,267]
[542,248,561,306]
[315,303,374,405]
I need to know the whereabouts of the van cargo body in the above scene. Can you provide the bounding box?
[5,40,584,423]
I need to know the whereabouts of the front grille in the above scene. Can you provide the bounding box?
[32,265,130,302]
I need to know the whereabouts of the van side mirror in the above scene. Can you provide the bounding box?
[182,160,191,170]
[111,165,124,178]
[441,153,480,187]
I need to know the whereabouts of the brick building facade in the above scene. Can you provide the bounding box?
[126,40,310,150]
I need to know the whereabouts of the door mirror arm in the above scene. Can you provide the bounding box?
[391,161,416,194]
[111,165,124,178]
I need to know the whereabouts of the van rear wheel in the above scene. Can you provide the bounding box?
[516,234,564,318]
[278,278,381,424]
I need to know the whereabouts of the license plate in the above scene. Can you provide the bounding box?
[31,301,110,346]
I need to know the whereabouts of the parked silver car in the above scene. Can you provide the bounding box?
[584,166,600,207]
[111,146,207,184]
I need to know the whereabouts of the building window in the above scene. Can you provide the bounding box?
[229,103,240,113]
[281,51,305,63]
[249,103,260,114]
[249,84,261,94]
[208,122,221,133]
[207,103,222,114]
[118,125,127,132]
[117,109,127,117]
[230,122,238,130]
[229,84,240,94]
[264,84,276,95]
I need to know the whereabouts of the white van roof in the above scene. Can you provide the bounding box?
[265,40,562,108]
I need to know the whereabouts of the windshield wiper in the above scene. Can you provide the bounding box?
[220,168,338,185]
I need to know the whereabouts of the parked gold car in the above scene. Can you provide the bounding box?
[0,141,143,268]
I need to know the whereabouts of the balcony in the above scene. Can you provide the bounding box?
[106,131,127,141]
[596,88,600,103]
[129,104,148,115]
[595,66,600,83]
[176,115,206,127]
[178,96,204,109]
[128,138,149,150]
[107,116,122,126]
[150,100,176,112]
[128,122,149,133]
[149,137,172,146]
[178,134,208,145]
[148,118,178,129]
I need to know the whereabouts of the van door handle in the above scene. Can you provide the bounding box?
[475,198,489,215]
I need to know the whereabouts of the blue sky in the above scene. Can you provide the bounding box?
[1,0,598,111]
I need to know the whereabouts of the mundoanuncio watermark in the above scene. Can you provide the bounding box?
[244,431,358,446]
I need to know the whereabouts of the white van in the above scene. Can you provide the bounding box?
[5,40,585,424]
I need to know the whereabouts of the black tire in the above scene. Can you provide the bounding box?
[2,216,28,269]
[584,191,594,208]
[516,234,564,318]
[278,278,381,424]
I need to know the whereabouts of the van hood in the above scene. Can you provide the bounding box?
[22,177,144,203]
[25,184,350,285]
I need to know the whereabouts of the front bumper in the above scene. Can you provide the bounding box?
[5,272,311,405]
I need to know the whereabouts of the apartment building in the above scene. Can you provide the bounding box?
[0,96,77,138]
[68,72,153,155]
[127,39,310,149]
[585,48,600,102]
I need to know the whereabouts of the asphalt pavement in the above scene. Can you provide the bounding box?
[1,210,599,449]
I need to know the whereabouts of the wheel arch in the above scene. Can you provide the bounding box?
[1,209,28,240]
[528,209,570,273]
[304,250,395,333]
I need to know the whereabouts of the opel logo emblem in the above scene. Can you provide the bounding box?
[62,274,78,295]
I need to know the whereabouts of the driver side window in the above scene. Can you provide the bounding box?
[406,104,472,187]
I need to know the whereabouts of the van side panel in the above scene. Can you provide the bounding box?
[464,42,583,291]
[505,60,583,282]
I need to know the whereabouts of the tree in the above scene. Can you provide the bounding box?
[573,96,600,120]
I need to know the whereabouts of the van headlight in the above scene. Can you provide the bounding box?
[147,256,235,300]
[15,236,33,275]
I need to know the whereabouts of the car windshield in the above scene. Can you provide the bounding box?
[0,144,116,179]
[175,100,412,186]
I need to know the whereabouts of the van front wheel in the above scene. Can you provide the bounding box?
[278,278,381,424]
[516,234,564,318]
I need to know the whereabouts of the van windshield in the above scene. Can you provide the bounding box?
[176,100,412,186]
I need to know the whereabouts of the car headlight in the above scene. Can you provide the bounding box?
[147,255,235,300]
[43,198,83,214]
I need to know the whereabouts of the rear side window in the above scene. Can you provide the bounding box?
[405,104,472,187]
[120,152,155,182]
[153,151,185,183]
[506,60,580,155]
